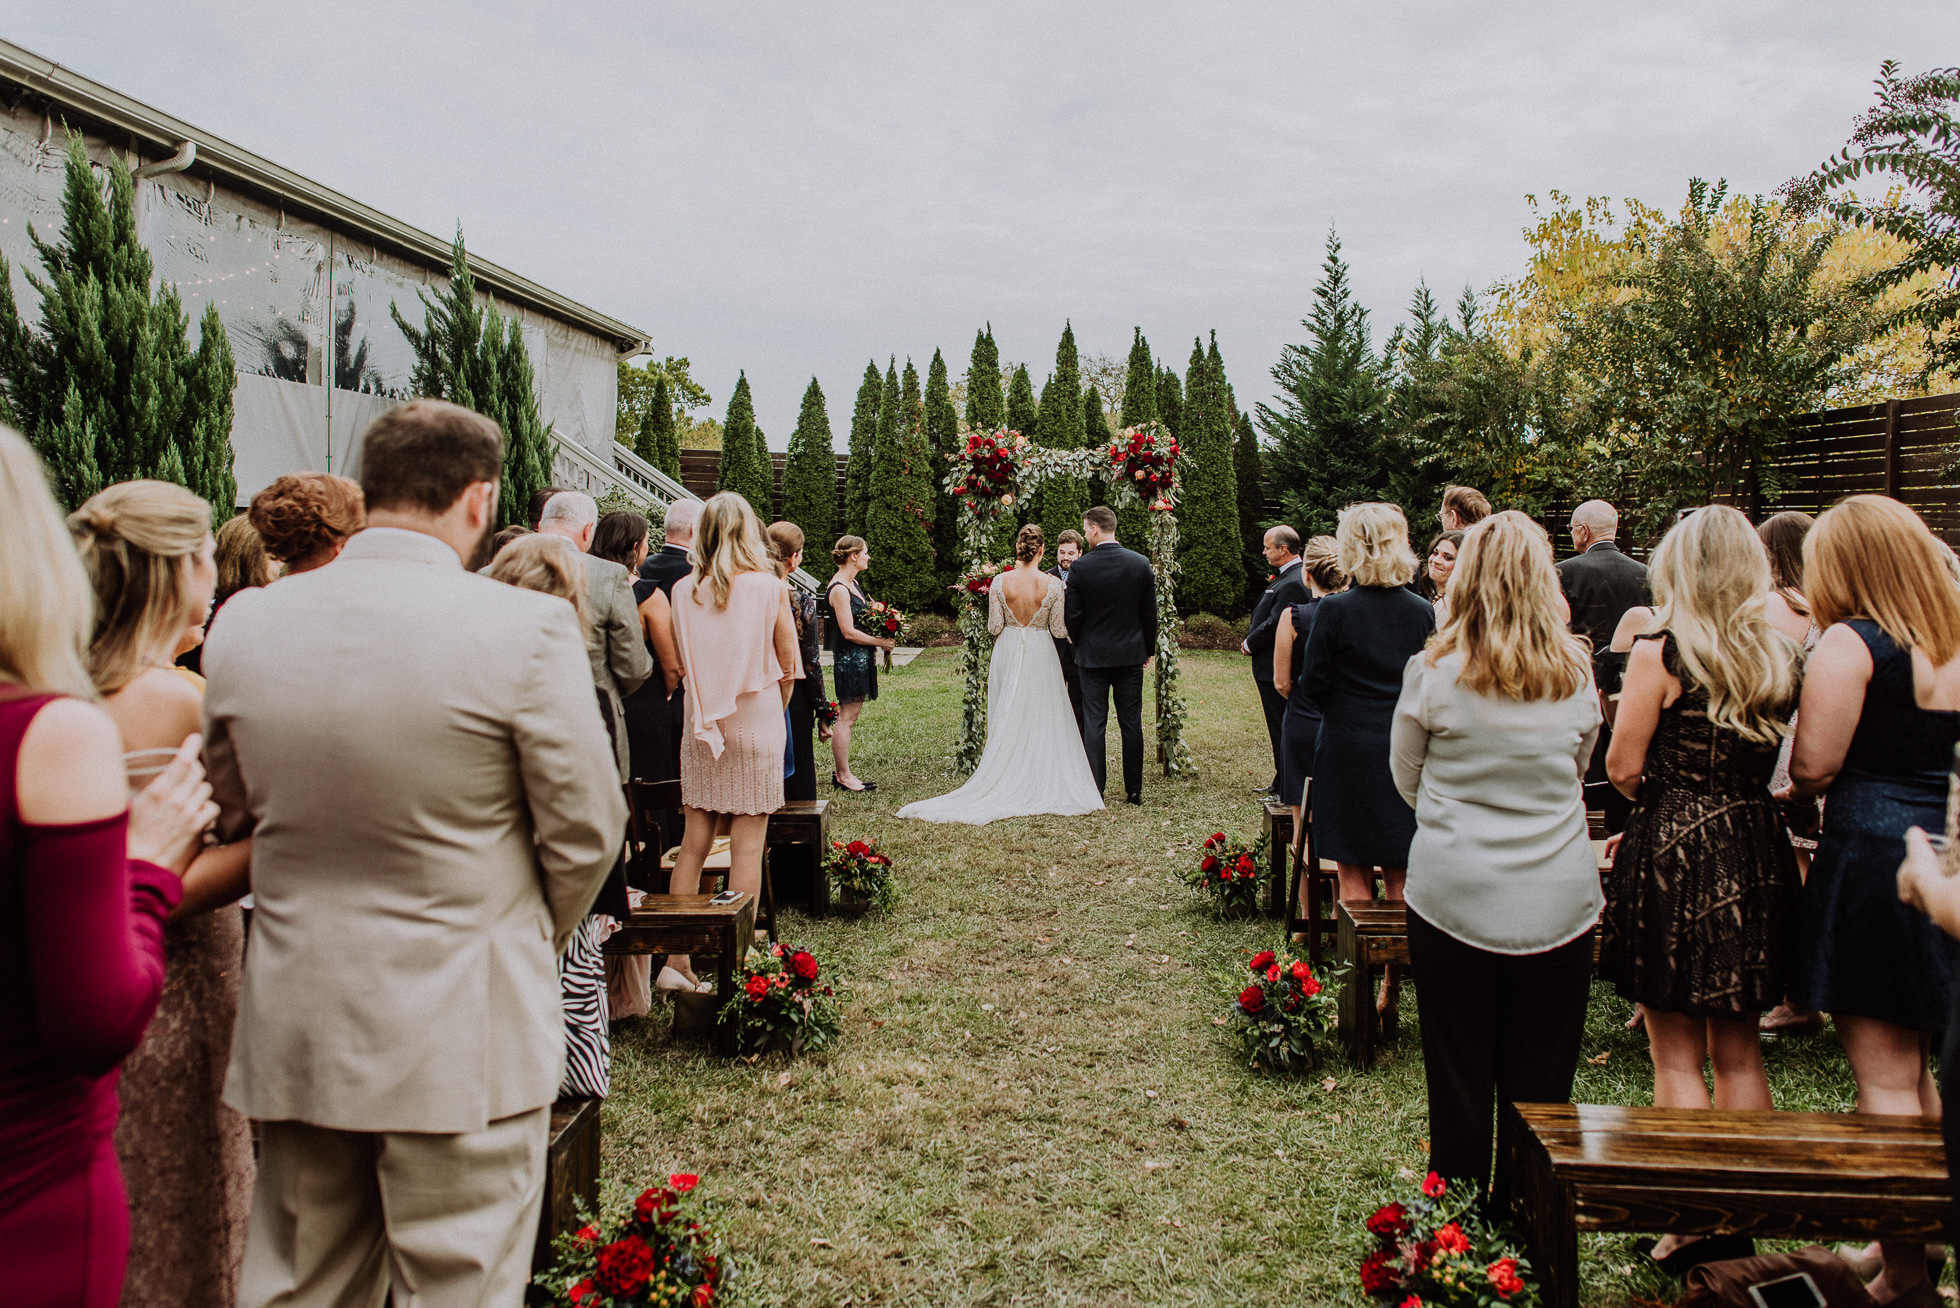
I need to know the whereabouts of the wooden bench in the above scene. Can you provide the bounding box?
[765,799,830,911]
[533,1096,601,1271]
[602,892,758,1054]
[1259,800,1294,919]
[625,779,776,942]
[1507,1102,1949,1308]
[1336,900,1410,1070]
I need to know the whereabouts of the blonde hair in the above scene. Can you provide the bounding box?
[69,479,213,695]
[765,520,805,571]
[1807,495,1960,665]
[0,425,95,697]
[1426,511,1590,701]
[1336,502,1418,588]
[487,533,588,626]
[1649,505,1799,743]
[690,491,772,609]
[1300,535,1347,593]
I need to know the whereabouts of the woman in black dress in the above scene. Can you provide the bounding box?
[827,535,895,792]
[1270,535,1347,815]
[766,522,831,803]
[1296,504,1435,1021]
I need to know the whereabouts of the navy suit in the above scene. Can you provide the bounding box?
[1244,559,1310,791]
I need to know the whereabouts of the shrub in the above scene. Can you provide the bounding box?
[1180,612,1236,649]
[901,613,956,645]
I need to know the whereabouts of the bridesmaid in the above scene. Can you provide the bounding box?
[826,535,895,792]
[1270,534,1347,873]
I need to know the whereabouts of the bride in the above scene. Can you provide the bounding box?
[898,524,1105,824]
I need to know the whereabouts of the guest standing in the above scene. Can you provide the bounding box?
[1787,495,1960,1306]
[1600,506,1803,1269]
[1558,498,1651,834]
[204,401,624,1308]
[1759,510,1826,1038]
[1049,528,1085,736]
[1244,526,1309,800]
[1391,511,1601,1205]
[1895,827,1960,1264]
[663,494,798,989]
[177,515,273,677]
[0,424,217,1308]
[539,491,654,784]
[1418,530,1463,624]
[627,499,699,875]
[1271,535,1348,815]
[1297,502,1435,1022]
[70,481,259,1308]
[247,472,365,576]
[828,535,895,792]
[1439,484,1491,533]
[767,522,832,803]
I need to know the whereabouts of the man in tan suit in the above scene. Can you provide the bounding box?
[203,400,625,1308]
[537,489,652,781]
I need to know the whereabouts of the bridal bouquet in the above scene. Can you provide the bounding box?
[1184,831,1262,916]
[718,942,840,1056]
[1357,1172,1536,1307]
[862,599,905,640]
[1226,944,1337,1074]
[535,1171,726,1307]
[824,836,896,911]
[1107,424,1179,506]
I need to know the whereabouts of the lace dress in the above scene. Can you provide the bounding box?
[896,576,1105,825]
[1598,633,1802,1017]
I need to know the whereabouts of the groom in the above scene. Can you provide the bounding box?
[1064,506,1157,805]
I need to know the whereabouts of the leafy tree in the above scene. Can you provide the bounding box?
[1176,336,1244,615]
[715,371,773,516]
[0,135,236,516]
[1259,230,1389,537]
[865,358,938,612]
[964,325,1004,429]
[679,416,723,450]
[781,377,836,549]
[617,355,710,449]
[925,348,961,583]
[392,228,553,528]
[845,360,881,535]
[1035,322,1088,548]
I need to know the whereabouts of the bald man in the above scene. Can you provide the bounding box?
[1556,499,1649,832]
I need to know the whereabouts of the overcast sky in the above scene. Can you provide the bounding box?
[12,2,1957,447]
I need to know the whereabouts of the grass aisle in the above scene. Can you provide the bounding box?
[604,648,1862,1307]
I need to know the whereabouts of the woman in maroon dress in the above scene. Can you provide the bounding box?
[0,426,217,1306]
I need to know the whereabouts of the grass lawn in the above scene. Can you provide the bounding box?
[603,647,1868,1306]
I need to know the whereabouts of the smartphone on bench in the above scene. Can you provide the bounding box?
[1747,1272,1825,1308]
[708,890,743,906]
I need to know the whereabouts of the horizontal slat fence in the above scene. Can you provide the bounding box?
[674,450,850,531]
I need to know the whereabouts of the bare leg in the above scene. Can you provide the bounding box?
[1707,1016,1773,1112]
[832,701,865,788]
[724,813,770,903]
[1839,1015,1937,1300]
[1641,1008,1714,1260]
[664,805,717,983]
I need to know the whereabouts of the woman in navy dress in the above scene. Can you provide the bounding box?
[1788,495,1960,1305]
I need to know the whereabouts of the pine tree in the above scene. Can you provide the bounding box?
[1006,363,1037,437]
[865,358,938,612]
[0,135,237,517]
[924,348,960,583]
[1259,230,1389,537]
[845,360,881,535]
[1082,385,1110,451]
[1233,409,1265,604]
[1176,336,1243,616]
[635,372,683,479]
[715,371,772,516]
[1110,328,1157,542]
[1033,322,1088,548]
[495,315,553,528]
[781,377,837,551]
[965,326,1004,429]
[1156,364,1183,438]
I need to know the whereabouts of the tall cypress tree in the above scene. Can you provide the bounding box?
[1233,409,1265,604]
[1006,364,1038,437]
[1034,322,1087,548]
[845,360,881,536]
[495,315,554,527]
[1110,328,1157,541]
[715,371,772,516]
[1156,364,1183,439]
[865,358,938,612]
[1082,385,1110,452]
[780,377,837,550]
[925,348,960,584]
[0,135,236,516]
[1177,336,1243,615]
[965,325,1004,429]
[636,373,683,479]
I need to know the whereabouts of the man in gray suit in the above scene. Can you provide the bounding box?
[204,400,625,1308]
[538,490,653,781]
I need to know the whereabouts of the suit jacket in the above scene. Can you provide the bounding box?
[639,543,691,599]
[1064,541,1157,669]
[203,527,626,1134]
[1557,541,1650,680]
[1244,559,1310,684]
[1046,564,1071,590]
[580,552,654,780]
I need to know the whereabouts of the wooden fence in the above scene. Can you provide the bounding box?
[676,449,850,526]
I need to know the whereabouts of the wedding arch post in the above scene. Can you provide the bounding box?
[943,423,1195,778]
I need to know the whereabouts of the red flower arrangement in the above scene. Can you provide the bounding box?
[1356,1171,1538,1307]
[1222,942,1337,1073]
[861,599,905,641]
[1184,831,1263,916]
[823,835,896,911]
[537,1171,723,1307]
[717,942,840,1056]
[1106,424,1179,507]
[954,561,1002,601]
[948,427,1026,520]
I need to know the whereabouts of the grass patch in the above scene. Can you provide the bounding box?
[602,648,1864,1306]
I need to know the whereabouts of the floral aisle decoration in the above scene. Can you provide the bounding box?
[824,835,896,912]
[1226,943,1338,1073]
[717,942,841,1056]
[1357,1171,1536,1307]
[1184,831,1263,916]
[535,1171,726,1307]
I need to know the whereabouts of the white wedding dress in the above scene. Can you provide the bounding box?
[897,573,1106,825]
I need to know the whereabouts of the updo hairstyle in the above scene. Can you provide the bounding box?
[1015,523,1045,564]
[833,534,868,568]
[68,479,213,694]
[249,472,365,566]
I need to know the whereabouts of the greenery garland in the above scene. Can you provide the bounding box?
[942,423,1195,778]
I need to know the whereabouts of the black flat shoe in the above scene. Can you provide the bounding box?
[831,777,867,793]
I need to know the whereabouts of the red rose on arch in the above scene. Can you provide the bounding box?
[1359,1249,1401,1295]
[744,976,769,1001]
[1421,1171,1447,1198]
[1248,949,1276,973]
[573,1222,600,1245]
[1201,856,1218,873]
[594,1235,655,1296]
[1401,1297,1425,1308]
[568,1279,596,1305]
[694,1283,717,1307]
[789,951,820,982]
[1237,985,1266,1014]
[1301,974,1322,998]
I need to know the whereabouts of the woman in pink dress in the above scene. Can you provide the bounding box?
[663,493,797,990]
[0,425,219,1306]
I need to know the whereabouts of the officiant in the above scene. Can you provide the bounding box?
[1049,529,1085,737]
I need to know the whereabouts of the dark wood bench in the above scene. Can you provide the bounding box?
[1336,900,1410,1070]
[602,892,757,1053]
[765,799,830,910]
[1259,800,1295,920]
[1507,1102,1949,1308]
[624,779,776,942]
[533,1096,601,1271]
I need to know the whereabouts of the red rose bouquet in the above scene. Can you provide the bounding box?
[1183,831,1263,917]
[955,560,1002,602]
[1356,1171,1537,1307]
[862,599,905,641]
[1224,942,1337,1073]
[1107,424,1179,507]
[823,835,896,912]
[535,1171,725,1307]
[947,427,1027,520]
[717,942,840,1056]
